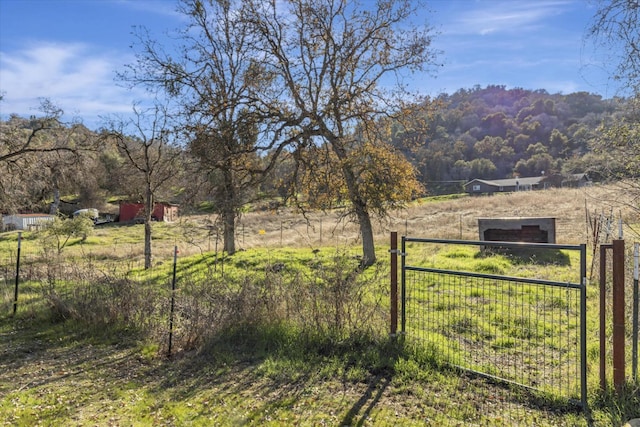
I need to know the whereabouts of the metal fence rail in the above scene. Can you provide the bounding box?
[400,237,587,408]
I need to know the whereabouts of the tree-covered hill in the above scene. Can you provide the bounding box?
[391,85,629,194]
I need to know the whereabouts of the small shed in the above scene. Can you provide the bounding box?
[118,202,178,222]
[2,214,55,231]
[478,217,556,244]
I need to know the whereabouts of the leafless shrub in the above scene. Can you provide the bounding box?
[150,255,388,353]
[251,256,388,342]
[41,263,161,335]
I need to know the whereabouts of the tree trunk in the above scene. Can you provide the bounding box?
[354,201,376,267]
[144,220,152,269]
[49,188,60,215]
[222,168,236,255]
[222,206,236,254]
[49,178,60,215]
[334,143,377,268]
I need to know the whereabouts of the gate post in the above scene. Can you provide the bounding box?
[401,236,406,334]
[390,232,398,337]
[580,243,588,409]
[612,239,626,392]
[599,244,611,391]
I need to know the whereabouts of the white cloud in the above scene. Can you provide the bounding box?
[0,41,145,128]
[448,0,572,36]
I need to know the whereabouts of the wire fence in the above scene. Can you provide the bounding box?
[405,268,584,400]
[0,230,387,346]
[399,238,587,407]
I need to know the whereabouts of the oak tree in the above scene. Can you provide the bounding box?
[245,0,438,266]
[0,100,95,213]
[121,0,288,255]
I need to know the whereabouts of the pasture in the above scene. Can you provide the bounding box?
[1,185,639,426]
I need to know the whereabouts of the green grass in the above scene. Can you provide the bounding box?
[1,220,639,426]
[413,193,468,204]
[3,311,614,426]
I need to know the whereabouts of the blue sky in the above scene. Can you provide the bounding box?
[0,0,619,130]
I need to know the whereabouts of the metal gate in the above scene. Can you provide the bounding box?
[391,235,587,408]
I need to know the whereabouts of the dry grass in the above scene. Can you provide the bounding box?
[4,184,634,270]
[227,185,639,253]
[398,185,638,243]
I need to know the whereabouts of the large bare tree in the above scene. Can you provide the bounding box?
[120,0,287,255]
[245,0,438,266]
[106,104,182,269]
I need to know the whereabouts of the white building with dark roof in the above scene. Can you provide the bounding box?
[2,214,55,231]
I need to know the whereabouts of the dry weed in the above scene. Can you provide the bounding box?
[225,185,639,252]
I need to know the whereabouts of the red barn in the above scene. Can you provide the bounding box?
[118,202,178,222]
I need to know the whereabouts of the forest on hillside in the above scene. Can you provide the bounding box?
[390,85,629,194]
[0,85,633,215]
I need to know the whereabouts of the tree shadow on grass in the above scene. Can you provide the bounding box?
[336,337,407,426]
[340,374,392,426]
[0,315,150,426]
[147,324,408,424]
[1,315,605,426]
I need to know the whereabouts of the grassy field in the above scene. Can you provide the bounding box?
[1,184,639,426]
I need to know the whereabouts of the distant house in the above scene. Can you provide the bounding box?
[118,202,178,223]
[464,176,547,195]
[2,214,55,231]
[464,173,591,195]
